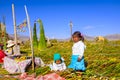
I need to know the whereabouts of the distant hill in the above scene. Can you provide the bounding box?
[84,35,95,41]
[61,34,120,41]
[55,35,95,41]
[84,34,120,41]
[8,34,29,42]
[8,34,120,42]
[104,34,120,40]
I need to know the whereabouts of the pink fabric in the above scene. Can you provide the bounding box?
[37,73,66,80]
[18,73,66,80]
[4,57,32,73]
[19,73,28,79]
[18,72,36,80]
[0,50,6,63]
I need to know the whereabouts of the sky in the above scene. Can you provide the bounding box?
[0,0,120,39]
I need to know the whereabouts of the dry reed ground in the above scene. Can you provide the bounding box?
[0,40,120,80]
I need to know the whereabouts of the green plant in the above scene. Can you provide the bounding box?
[3,24,7,50]
[33,22,38,48]
[0,21,7,50]
[37,19,47,50]
[0,22,2,43]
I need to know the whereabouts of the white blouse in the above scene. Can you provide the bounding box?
[49,62,66,71]
[72,41,86,58]
[49,58,66,71]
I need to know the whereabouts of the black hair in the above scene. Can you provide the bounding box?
[0,44,4,50]
[72,31,84,42]
[55,59,62,63]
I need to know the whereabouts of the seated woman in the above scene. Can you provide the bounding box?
[49,53,66,71]
[5,40,21,56]
[5,40,15,56]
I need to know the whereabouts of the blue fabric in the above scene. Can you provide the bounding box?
[54,53,61,61]
[68,55,86,71]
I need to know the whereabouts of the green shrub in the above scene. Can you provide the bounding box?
[33,22,38,48]
[37,19,47,50]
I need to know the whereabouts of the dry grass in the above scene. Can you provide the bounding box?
[0,40,120,80]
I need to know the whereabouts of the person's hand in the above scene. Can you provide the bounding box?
[77,57,81,62]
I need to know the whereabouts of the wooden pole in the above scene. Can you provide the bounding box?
[70,21,73,41]
[12,4,18,54]
[24,5,35,71]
